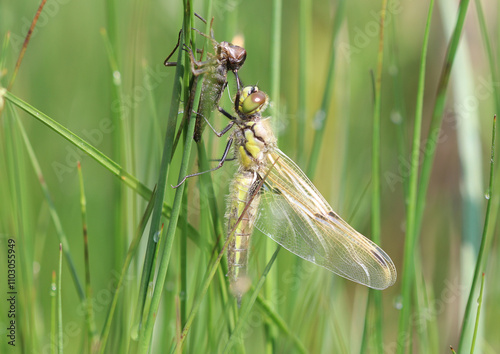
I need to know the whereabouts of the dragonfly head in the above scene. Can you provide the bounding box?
[219,41,247,70]
[237,86,269,118]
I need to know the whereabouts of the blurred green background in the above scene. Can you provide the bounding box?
[1,0,499,352]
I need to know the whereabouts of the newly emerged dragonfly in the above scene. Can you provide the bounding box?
[176,86,397,302]
[165,18,246,142]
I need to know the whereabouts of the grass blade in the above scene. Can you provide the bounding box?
[470,273,486,353]
[307,0,346,178]
[138,3,196,350]
[397,1,435,351]
[459,116,497,351]
[77,162,98,349]
[50,271,56,354]
[12,107,85,299]
[98,187,156,353]
[222,247,282,354]
[57,244,63,354]
[296,0,312,166]
[3,91,199,237]
[414,0,471,239]
[367,1,389,352]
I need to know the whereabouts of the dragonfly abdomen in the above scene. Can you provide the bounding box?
[194,68,228,142]
[226,171,261,302]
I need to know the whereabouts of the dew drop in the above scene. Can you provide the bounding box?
[113,71,122,85]
[390,110,402,124]
[313,110,326,130]
[153,230,161,243]
[485,192,490,200]
[388,65,399,76]
[393,295,403,310]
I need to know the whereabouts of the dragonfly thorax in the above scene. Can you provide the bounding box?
[234,120,276,171]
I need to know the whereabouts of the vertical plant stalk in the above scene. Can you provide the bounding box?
[458,116,496,351]
[470,273,486,353]
[98,188,156,354]
[296,0,311,165]
[266,0,283,350]
[7,0,47,90]
[134,19,188,349]
[397,1,435,352]
[255,295,308,352]
[414,0,470,240]
[138,2,196,350]
[100,27,134,349]
[367,1,388,352]
[179,189,188,334]
[0,33,11,85]
[307,0,346,178]
[3,91,194,229]
[172,158,279,352]
[475,0,500,110]
[57,244,63,354]
[13,109,85,299]
[223,247,282,354]
[50,271,57,354]
[77,162,98,349]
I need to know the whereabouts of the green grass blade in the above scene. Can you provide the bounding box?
[388,17,409,197]
[266,0,283,349]
[370,0,388,286]
[470,273,486,353]
[77,162,98,349]
[138,4,196,350]
[3,103,38,353]
[0,32,10,85]
[397,1,435,352]
[135,31,185,353]
[98,187,156,353]
[367,1,388,352]
[254,294,307,353]
[414,0,471,238]
[296,0,311,166]
[50,271,56,354]
[13,111,85,299]
[3,91,199,237]
[459,116,496,351]
[57,244,63,354]
[307,0,346,178]
[100,26,135,349]
[222,247,282,354]
[475,0,500,111]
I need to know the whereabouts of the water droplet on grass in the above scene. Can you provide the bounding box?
[394,295,403,310]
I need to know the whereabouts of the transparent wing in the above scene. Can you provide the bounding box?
[254,149,397,289]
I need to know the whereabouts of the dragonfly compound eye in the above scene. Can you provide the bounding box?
[241,91,268,115]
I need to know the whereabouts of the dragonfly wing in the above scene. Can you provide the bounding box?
[254,149,397,290]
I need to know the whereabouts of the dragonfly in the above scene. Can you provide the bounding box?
[175,85,397,303]
[165,17,246,142]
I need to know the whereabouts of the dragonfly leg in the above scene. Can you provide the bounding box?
[183,44,217,74]
[199,116,234,138]
[172,137,234,188]
[163,30,182,66]
[217,106,237,121]
[192,105,235,140]
[164,13,212,66]
[233,71,243,91]
[191,27,218,48]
